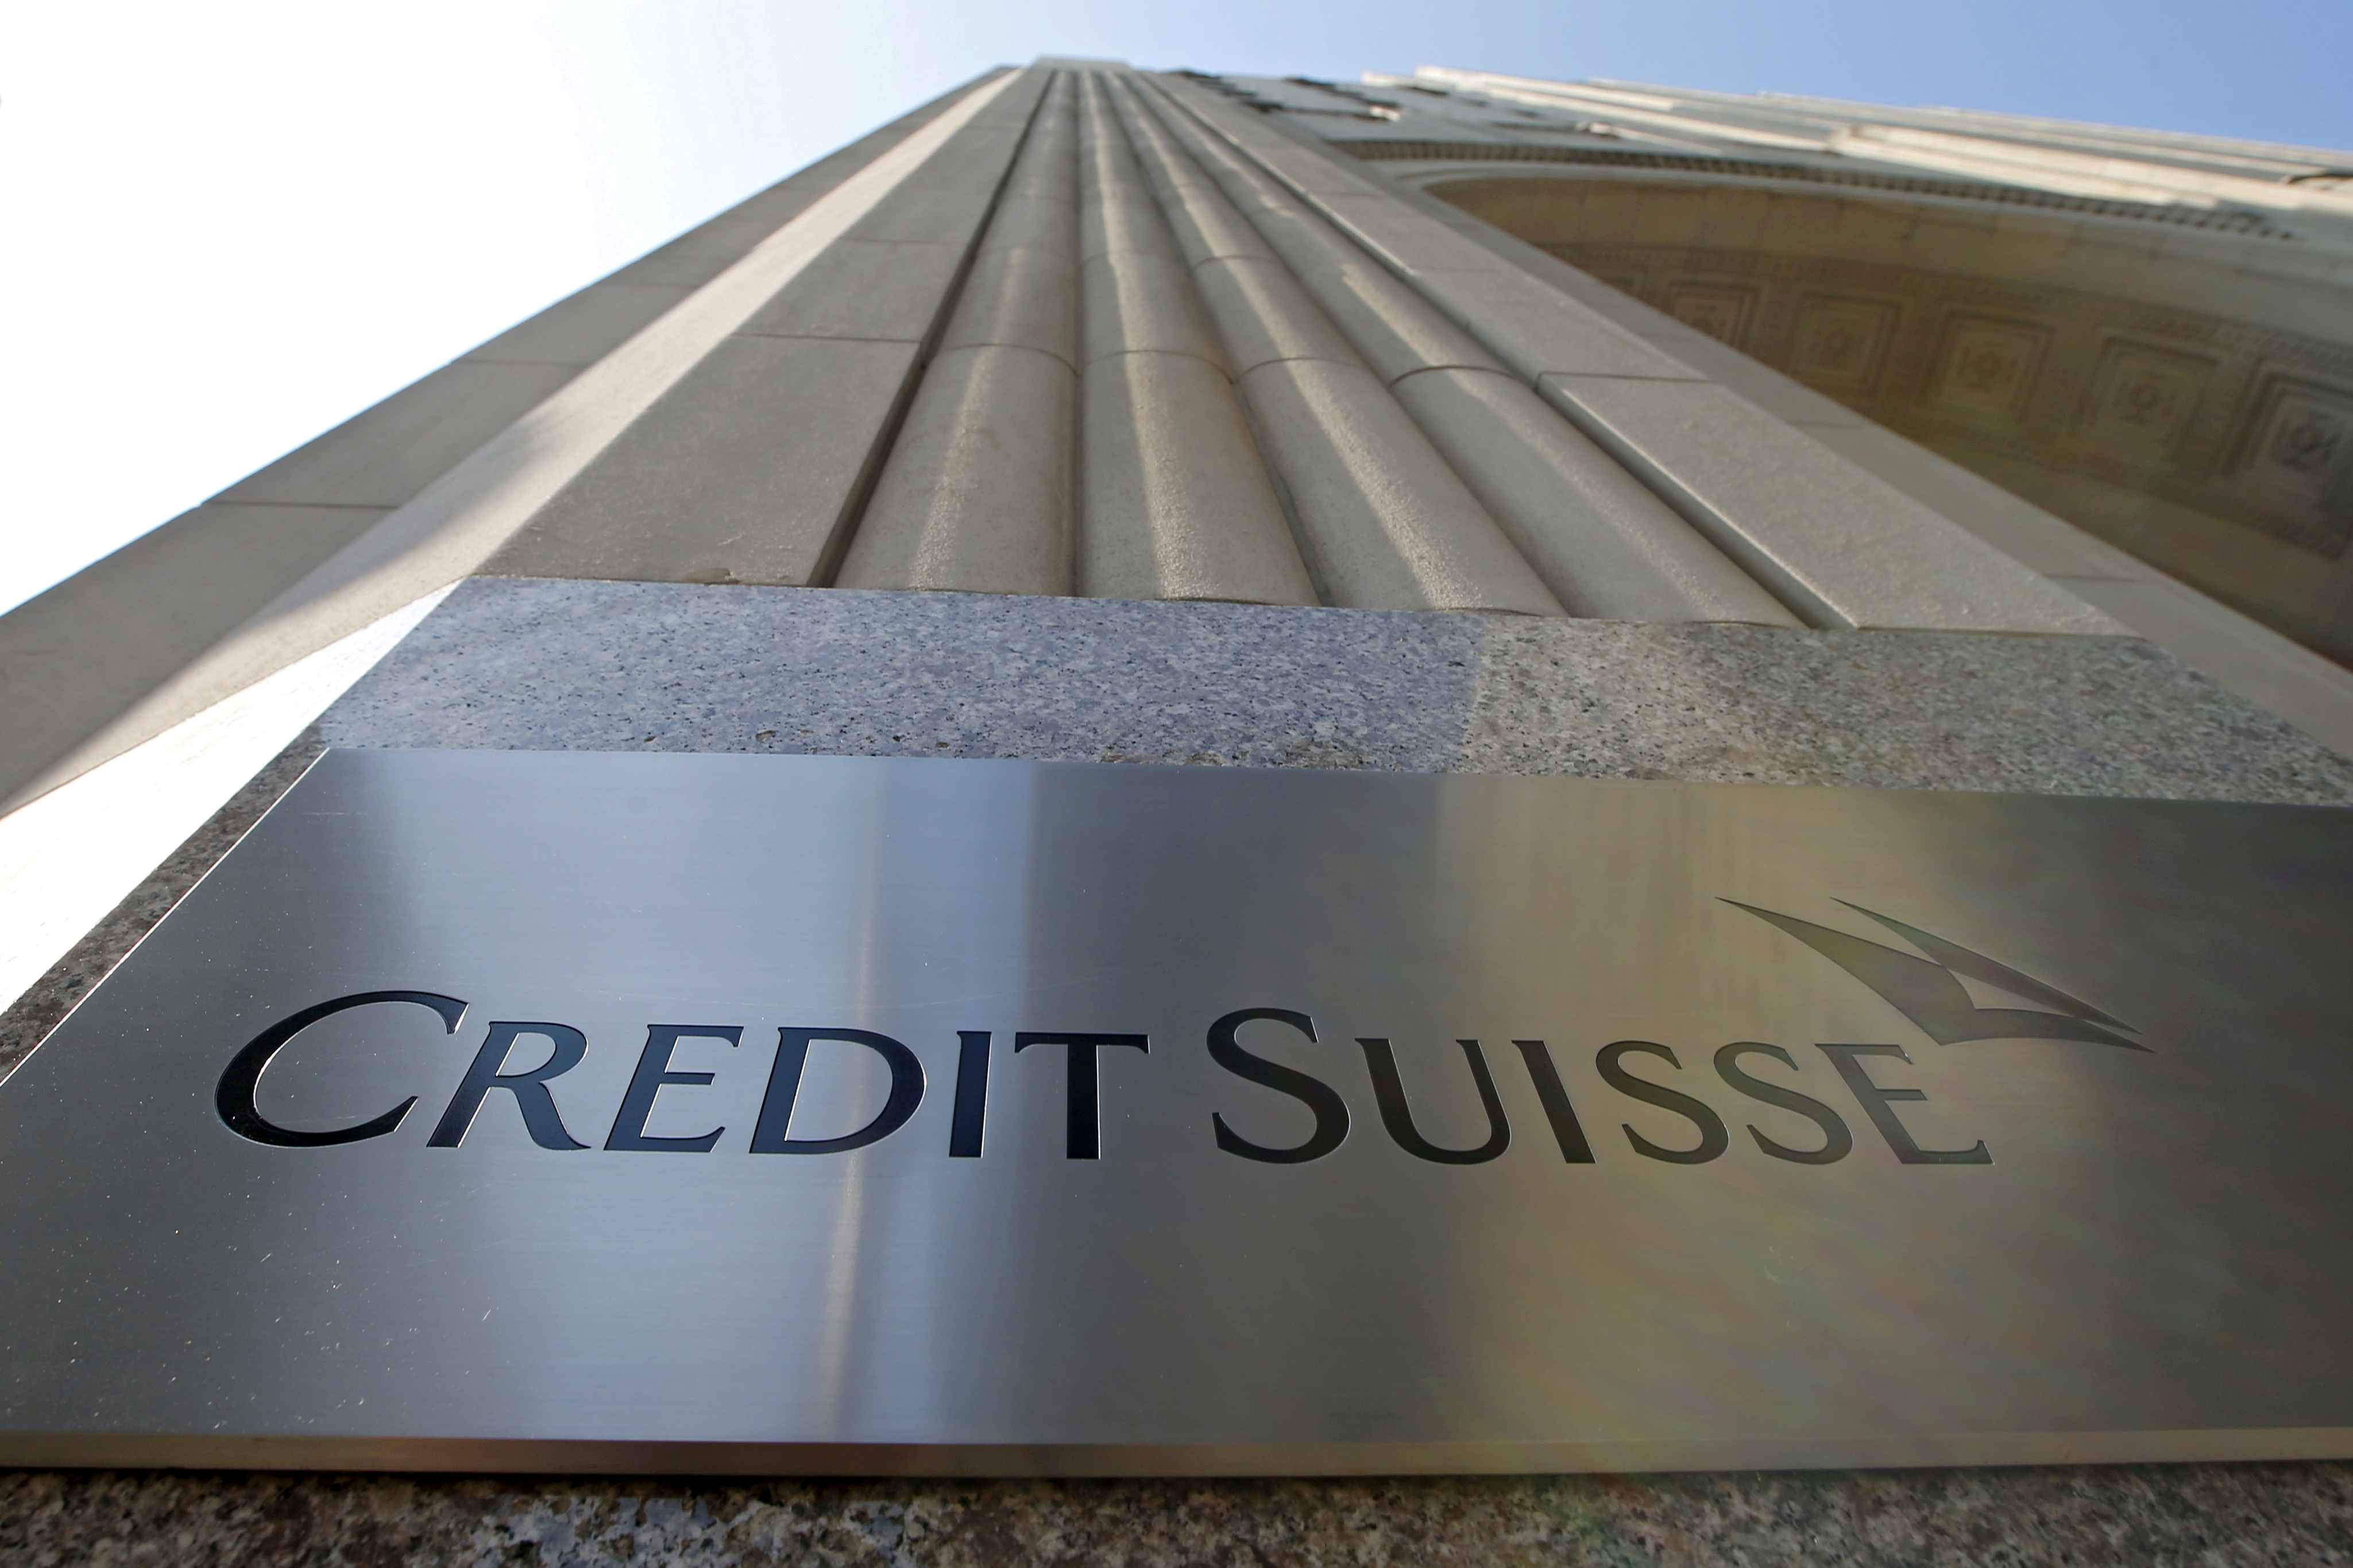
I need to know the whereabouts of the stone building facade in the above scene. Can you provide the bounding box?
[1299,68,2353,664]
[3,59,2352,1563]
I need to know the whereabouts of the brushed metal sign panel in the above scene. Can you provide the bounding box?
[3,748,2351,1476]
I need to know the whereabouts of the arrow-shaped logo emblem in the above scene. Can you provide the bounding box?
[1727,899,2146,1051]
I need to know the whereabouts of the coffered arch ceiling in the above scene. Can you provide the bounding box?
[1398,164,2353,663]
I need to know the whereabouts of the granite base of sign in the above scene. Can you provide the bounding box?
[6,1464,2353,1566]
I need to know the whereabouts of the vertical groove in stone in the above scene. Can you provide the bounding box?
[1153,72,2123,638]
[1140,79,1800,628]
[1075,74,1317,607]
[1111,80,1563,617]
[474,72,1049,597]
[1390,369,1802,624]
[836,74,1084,595]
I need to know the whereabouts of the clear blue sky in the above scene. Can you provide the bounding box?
[3,0,2346,617]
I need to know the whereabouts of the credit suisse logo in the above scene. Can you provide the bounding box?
[216,901,2142,1167]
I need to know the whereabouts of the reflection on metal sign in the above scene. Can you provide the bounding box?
[2,748,2351,1475]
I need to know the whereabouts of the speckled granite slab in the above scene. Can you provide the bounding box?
[3,1461,2351,1565]
[323,577,2353,802]
[5,578,2351,1564]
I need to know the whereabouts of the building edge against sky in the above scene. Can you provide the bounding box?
[3,58,2352,1023]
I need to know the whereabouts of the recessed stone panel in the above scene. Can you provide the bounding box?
[1663,281,1757,346]
[1790,297,1899,392]
[1929,316,2050,420]
[2227,374,2353,556]
[2077,339,2213,460]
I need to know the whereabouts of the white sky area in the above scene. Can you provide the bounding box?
[5,0,2350,619]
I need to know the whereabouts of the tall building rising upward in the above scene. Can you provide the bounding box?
[3,59,2353,1558]
[3,59,2351,844]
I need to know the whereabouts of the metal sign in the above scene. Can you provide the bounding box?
[3,748,2351,1475]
